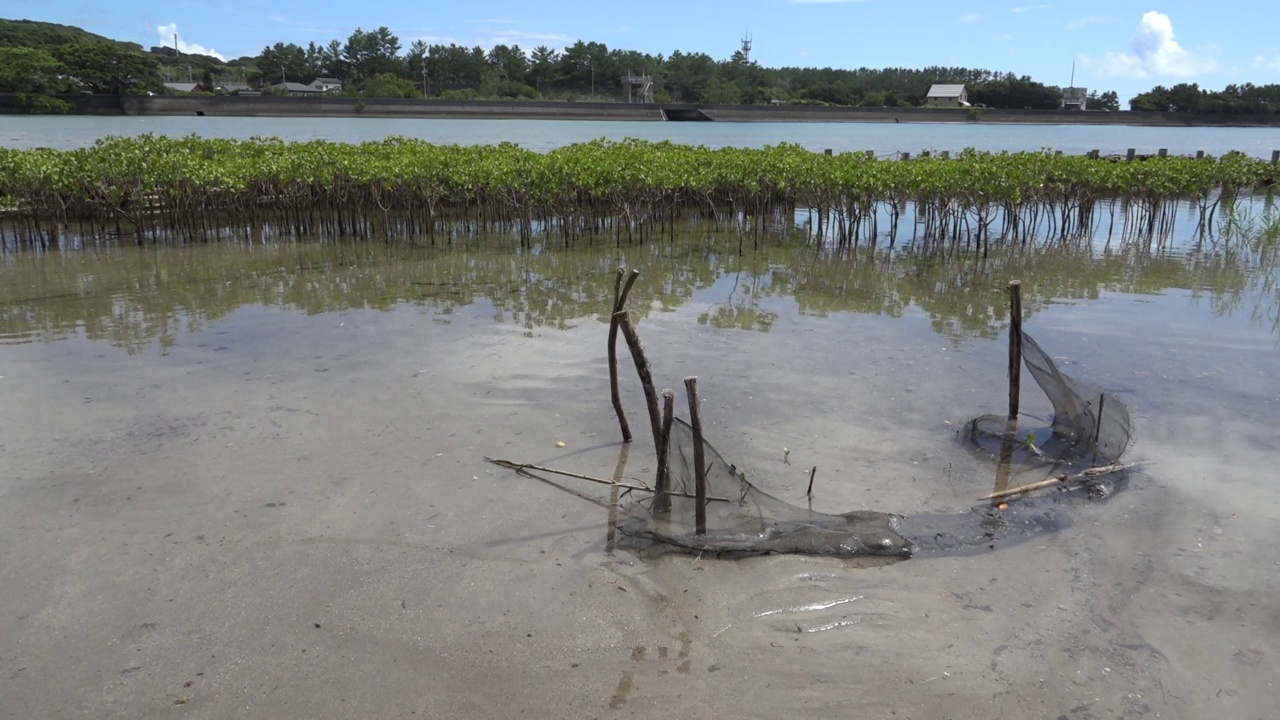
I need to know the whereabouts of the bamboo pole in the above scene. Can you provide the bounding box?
[654,390,675,514]
[684,376,708,535]
[608,267,640,443]
[615,309,663,460]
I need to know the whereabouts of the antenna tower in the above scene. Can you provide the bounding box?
[740,30,752,63]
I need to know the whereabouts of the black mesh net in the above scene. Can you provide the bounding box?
[963,330,1133,468]
[616,329,1132,559]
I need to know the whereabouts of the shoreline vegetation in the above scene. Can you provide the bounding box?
[5,94,1280,128]
[2,135,1275,249]
[3,18,1279,120]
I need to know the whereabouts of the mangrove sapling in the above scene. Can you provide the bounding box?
[1,137,1273,250]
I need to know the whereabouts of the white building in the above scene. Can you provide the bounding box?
[925,84,969,108]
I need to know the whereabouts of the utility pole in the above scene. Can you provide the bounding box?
[421,64,427,96]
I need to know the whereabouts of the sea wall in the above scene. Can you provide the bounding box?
[2,94,1278,127]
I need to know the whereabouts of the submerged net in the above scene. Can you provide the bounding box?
[616,329,1132,559]
[616,418,913,558]
[964,330,1133,468]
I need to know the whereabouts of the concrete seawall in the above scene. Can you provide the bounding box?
[2,94,1278,127]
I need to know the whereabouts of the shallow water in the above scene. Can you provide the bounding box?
[3,114,1280,158]
[1,231,1277,718]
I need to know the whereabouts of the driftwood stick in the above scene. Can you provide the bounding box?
[654,389,675,514]
[806,466,817,498]
[1008,280,1023,419]
[607,268,640,443]
[684,376,708,535]
[981,462,1135,500]
[615,309,664,460]
[484,457,729,503]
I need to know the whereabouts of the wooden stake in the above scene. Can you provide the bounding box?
[608,267,640,443]
[806,466,817,498]
[684,376,708,536]
[605,442,631,553]
[615,309,663,460]
[1008,280,1023,419]
[654,389,675,514]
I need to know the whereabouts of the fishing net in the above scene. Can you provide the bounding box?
[615,329,1132,559]
[963,330,1132,470]
[616,418,914,558]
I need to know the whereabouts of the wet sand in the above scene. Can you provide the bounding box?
[1,244,1278,719]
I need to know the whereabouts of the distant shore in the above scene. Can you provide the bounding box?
[3,94,1280,127]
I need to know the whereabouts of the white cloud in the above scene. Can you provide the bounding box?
[1012,4,1049,12]
[960,13,981,23]
[156,23,226,61]
[1085,11,1219,78]
[1252,54,1280,72]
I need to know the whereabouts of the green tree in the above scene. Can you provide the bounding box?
[528,46,559,90]
[363,72,419,98]
[487,45,528,83]
[56,42,159,94]
[255,42,308,84]
[1088,90,1120,112]
[342,27,402,82]
[0,47,74,93]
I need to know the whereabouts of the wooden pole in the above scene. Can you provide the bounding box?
[615,310,663,460]
[1008,280,1023,419]
[806,466,817,498]
[605,442,630,553]
[654,390,675,515]
[608,268,640,443]
[683,376,707,536]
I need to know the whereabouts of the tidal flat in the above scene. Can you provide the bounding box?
[1,231,1277,718]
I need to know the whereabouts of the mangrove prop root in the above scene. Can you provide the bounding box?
[684,376,709,536]
[981,462,1135,501]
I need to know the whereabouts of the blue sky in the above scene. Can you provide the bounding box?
[7,0,1280,100]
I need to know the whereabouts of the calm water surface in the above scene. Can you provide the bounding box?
[2,114,1279,157]
[1,229,1277,718]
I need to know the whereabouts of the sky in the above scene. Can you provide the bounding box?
[5,0,1280,101]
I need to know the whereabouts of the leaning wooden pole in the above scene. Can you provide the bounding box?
[608,268,640,443]
[684,376,708,536]
[615,309,664,460]
[654,390,675,515]
[1008,280,1023,419]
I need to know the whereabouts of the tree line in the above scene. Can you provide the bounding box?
[22,17,1280,115]
[1129,83,1280,114]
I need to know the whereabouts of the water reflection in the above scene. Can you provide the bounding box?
[1,231,1277,353]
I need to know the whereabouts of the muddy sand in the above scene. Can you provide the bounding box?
[1,284,1277,719]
